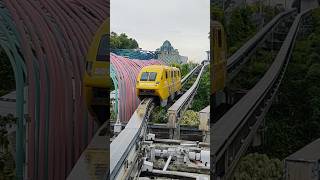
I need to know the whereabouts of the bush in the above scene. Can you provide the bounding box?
[180,110,199,126]
[150,106,168,123]
[234,153,283,180]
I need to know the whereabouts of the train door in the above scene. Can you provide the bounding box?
[172,70,175,92]
[160,69,166,96]
[177,70,181,91]
[174,70,178,92]
[166,70,172,98]
[171,70,176,100]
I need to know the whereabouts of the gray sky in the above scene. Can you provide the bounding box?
[111,0,210,63]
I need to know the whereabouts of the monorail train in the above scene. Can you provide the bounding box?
[83,18,109,124]
[211,20,227,95]
[136,65,181,106]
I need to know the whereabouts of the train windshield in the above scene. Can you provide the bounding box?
[140,72,157,81]
[140,72,149,81]
[96,34,109,61]
[149,72,157,81]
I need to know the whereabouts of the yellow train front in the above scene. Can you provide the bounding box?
[136,65,181,106]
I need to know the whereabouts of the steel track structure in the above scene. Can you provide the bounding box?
[211,8,316,180]
[0,1,108,179]
[110,62,202,179]
[108,8,295,177]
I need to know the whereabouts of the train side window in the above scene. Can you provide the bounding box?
[217,29,222,48]
[140,72,149,81]
[96,34,109,61]
[166,71,168,79]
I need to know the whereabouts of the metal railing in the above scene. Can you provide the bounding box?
[181,64,202,86]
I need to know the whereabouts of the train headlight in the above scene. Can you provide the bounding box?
[155,82,160,85]
[94,68,106,76]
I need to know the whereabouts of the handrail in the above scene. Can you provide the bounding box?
[110,98,153,179]
[181,64,202,85]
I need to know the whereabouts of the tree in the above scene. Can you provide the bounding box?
[233,153,283,180]
[227,6,256,55]
[0,48,15,96]
[180,64,190,78]
[150,106,168,124]
[0,114,16,179]
[191,66,210,111]
[110,32,139,49]
[180,110,199,127]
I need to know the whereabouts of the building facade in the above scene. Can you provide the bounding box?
[155,40,188,64]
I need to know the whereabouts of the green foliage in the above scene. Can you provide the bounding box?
[191,66,210,111]
[227,6,257,55]
[0,49,15,97]
[0,114,16,150]
[110,32,139,49]
[226,5,279,55]
[180,110,199,127]
[0,150,15,179]
[150,106,168,124]
[233,153,283,180]
[180,64,191,78]
[0,114,16,179]
[110,109,116,122]
[170,63,181,69]
[211,4,224,22]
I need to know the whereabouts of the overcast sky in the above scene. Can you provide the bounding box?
[111,0,210,63]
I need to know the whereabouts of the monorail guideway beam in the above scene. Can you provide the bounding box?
[110,98,155,180]
[108,64,206,179]
[167,64,207,140]
[211,8,315,180]
[210,9,297,123]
